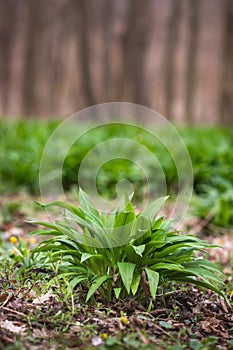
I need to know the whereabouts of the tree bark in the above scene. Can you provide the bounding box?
[0,0,16,113]
[220,0,233,125]
[75,0,96,106]
[22,0,41,116]
[102,0,113,100]
[185,0,199,123]
[122,0,153,106]
[164,0,182,120]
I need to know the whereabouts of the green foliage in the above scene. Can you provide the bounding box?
[30,189,228,305]
[181,127,233,227]
[0,120,232,227]
[0,120,58,193]
[192,182,233,227]
[62,124,178,202]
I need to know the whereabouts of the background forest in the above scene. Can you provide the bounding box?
[0,0,232,124]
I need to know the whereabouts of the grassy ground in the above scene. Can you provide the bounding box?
[0,195,232,350]
[0,121,232,348]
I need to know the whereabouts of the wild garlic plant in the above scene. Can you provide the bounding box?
[30,189,228,305]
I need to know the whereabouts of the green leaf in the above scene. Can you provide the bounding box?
[113,211,136,244]
[140,196,169,220]
[159,321,173,329]
[145,268,159,299]
[151,217,164,230]
[124,245,137,262]
[114,288,122,300]
[106,211,116,228]
[114,211,135,229]
[29,228,60,236]
[191,259,223,274]
[119,193,135,213]
[152,242,207,259]
[70,276,87,289]
[86,275,112,302]
[29,221,62,231]
[117,262,136,294]
[79,188,99,215]
[135,215,150,233]
[29,188,227,304]
[125,243,146,263]
[131,244,145,257]
[183,265,222,284]
[80,253,93,263]
[132,216,151,244]
[131,274,141,296]
[35,200,85,218]
[145,240,168,254]
[150,262,184,272]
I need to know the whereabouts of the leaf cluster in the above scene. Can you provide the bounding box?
[30,189,228,305]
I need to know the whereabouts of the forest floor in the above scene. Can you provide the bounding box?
[0,195,233,350]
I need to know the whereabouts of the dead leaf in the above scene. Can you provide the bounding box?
[200,316,229,338]
[92,336,103,346]
[220,298,229,313]
[201,317,220,333]
[70,321,82,333]
[0,292,10,303]
[32,290,56,305]
[173,323,185,328]
[0,320,26,335]
[32,328,48,338]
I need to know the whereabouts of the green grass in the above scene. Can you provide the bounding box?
[0,120,58,194]
[0,120,232,227]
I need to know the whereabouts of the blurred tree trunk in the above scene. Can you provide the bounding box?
[122,0,153,106]
[103,0,113,100]
[164,0,182,120]
[0,0,15,113]
[0,0,230,124]
[220,0,233,125]
[75,0,96,106]
[22,0,40,116]
[185,0,199,123]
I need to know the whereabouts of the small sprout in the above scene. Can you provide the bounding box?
[120,316,128,325]
[102,333,108,340]
[10,236,18,244]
